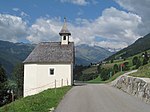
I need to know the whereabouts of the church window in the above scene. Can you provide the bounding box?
[63,36,66,40]
[50,68,54,75]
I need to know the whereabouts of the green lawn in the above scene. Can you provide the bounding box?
[0,86,71,112]
[87,75,102,83]
[130,63,150,78]
[105,72,125,83]
[88,72,125,84]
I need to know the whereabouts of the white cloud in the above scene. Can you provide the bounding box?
[27,18,61,43]
[12,7,29,18]
[94,41,128,49]
[1,5,145,49]
[114,0,150,36]
[26,7,141,49]
[60,0,97,5]
[20,11,29,18]
[12,8,19,12]
[0,14,28,42]
[70,7,141,48]
[93,7,141,44]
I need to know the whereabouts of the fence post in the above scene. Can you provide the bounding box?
[67,78,68,86]
[61,79,63,87]
[11,89,14,102]
[55,79,56,94]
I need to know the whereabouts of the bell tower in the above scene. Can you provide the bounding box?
[59,17,71,45]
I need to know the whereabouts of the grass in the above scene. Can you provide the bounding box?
[0,86,71,112]
[130,63,150,78]
[105,72,125,83]
[88,72,125,84]
[102,59,132,69]
[87,75,102,83]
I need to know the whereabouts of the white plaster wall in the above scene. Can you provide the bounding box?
[24,64,37,97]
[24,63,73,97]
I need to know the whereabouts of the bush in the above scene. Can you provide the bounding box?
[123,62,130,71]
[136,58,141,69]
[113,64,119,73]
[132,56,138,65]
[100,68,110,81]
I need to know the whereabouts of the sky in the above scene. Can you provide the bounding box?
[0,0,150,49]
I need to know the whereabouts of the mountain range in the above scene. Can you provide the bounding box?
[0,40,113,75]
[106,33,150,60]
[75,44,113,65]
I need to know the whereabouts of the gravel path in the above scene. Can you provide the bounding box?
[55,84,150,112]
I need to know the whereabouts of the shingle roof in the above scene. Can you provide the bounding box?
[59,18,71,36]
[24,42,74,63]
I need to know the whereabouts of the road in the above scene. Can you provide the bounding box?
[55,84,150,112]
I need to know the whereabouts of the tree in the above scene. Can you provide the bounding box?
[111,59,114,63]
[132,56,138,65]
[73,65,88,80]
[97,64,102,74]
[0,64,11,106]
[136,59,141,69]
[113,64,119,74]
[100,68,110,81]
[0,64,7,83]
[12,63,24,98]
[123,62,130,71]
[143,51,149,65]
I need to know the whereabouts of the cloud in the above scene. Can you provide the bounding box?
[0,14,28,42]
[71,7,141,48]
[26,7,141,49]
[114,0,150,36]
[94,41,128,50]
[1,4,145,49]
[60,0,93,5]
[20,11,29,18]
[12,8,20,12]
[12,7,29,18]
[93,7,141,44]
[27,18,61,43]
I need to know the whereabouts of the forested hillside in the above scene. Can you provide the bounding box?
[0,40,35,75]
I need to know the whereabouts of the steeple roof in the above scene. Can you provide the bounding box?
[59,17,71,36]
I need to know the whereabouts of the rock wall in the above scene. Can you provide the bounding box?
[114,75,150,103]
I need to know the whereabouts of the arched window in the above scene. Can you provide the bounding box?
[63,36,66,40]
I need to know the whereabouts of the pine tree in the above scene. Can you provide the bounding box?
[12,63,24,98]
[0,64,9,106]
[143,51,149,65]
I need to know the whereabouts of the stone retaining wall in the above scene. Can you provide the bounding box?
[114,75,150,103]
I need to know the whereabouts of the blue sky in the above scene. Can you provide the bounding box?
[0,0,122,23]
[0,0,150,49]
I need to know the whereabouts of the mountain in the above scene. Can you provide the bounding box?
[106,33,150,60]
[0,40,35,75]
[75,44,113,65]
[0,40,113,75]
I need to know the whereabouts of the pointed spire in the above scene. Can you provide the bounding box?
[64,17,66,23]
[59,17,71,36]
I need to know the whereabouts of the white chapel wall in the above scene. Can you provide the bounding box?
[24,63,72,97]
[24,64,37,97]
